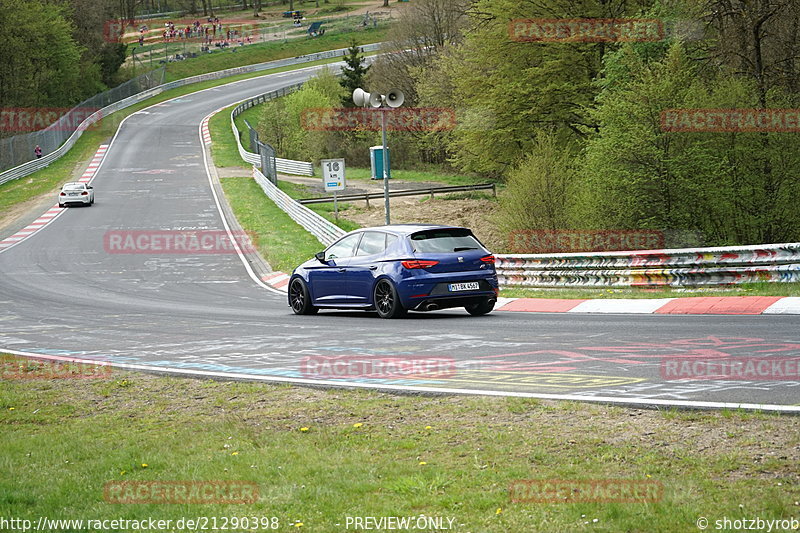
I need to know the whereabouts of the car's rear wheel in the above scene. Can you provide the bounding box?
[289,278,318,315]
[58,203,64,208]
[465,298,495,316]
[374,279,406,319]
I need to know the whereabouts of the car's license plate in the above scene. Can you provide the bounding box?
[449,282,480,292]
[69,192,79,196]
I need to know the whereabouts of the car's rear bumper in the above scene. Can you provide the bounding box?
[397,272,499,310]
[60,196,91,205]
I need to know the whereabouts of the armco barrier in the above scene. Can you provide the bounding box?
[495,244,800,287]
[0,43,381,186]
[229,84,315,176]
[251,159,800,287]
[253,167,345,246]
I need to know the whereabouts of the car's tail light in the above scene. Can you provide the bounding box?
[480,255,496,264]
[80,191,88,196]
[401,260,439,269]
[59,192,66,196]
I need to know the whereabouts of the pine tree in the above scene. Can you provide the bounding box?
[339,40,370,107]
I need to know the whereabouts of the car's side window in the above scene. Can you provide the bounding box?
[325,233,361,261]
[385,234,398,250]
[355,232,386,256]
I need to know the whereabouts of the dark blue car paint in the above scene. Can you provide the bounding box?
[289,225,499,312]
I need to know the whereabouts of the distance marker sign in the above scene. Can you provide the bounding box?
[321,159,346,192]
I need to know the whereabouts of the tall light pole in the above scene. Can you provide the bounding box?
[352,87,404,225]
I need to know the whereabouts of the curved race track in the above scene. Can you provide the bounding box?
[1,62,799,412]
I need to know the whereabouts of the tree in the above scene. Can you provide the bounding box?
[415,0,654,178]
[497,132,578,238]
[0,0,87,109]
[339,40,370,106]
[368,0,469,103]
[580,41,800,244]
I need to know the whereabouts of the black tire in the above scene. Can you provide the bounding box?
[289,277,318,315]
[374,279,406,319]
[58,203,64,208]
[466,298,495,316]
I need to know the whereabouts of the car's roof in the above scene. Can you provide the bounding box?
[353,224,467,236]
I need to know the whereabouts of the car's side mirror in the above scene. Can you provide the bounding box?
[315,251,327,263]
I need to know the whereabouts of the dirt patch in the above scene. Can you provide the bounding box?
[280,174,505,250]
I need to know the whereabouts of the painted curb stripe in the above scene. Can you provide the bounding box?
[568,298,676,314]
[0,144,108,253]
[499,298,587,313]
[655,296,783,315]
[763,297,800,314]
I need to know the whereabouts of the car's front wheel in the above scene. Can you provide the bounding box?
[465,298,495,316]
[374,279,406,319]
[289,277,318,315]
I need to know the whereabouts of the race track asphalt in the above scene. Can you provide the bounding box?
[1,61,798,412]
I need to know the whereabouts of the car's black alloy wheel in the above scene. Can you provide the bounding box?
[289,278,318,315]
[374,279,406,319]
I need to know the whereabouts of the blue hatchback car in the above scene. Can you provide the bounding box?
[288,225,499,318]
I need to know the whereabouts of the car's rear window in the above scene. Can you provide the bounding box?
[409,228,483,253]
[63,184,83,190]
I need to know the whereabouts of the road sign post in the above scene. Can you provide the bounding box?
[321,159,346,222]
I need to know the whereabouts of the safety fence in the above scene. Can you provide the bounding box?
[495,244,800,287]
[0,68,166,176]
[253,167,345,246]
[230,84,315,177]
[298,183,497,205]
[0,42,381,186]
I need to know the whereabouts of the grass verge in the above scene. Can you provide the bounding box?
[221,176,324,273]
[1,366,798,532]
[163,27,386,81]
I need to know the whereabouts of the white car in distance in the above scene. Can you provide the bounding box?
[58,182,94,207]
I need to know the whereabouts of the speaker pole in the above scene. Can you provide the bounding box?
[381,107,390,225]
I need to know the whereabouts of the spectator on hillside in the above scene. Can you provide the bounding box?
[34,145,42,158]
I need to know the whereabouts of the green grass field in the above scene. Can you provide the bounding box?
[221,177,325,273]
[163,27,386,81]
[1,365,797,532]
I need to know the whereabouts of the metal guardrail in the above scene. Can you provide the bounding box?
[255,162,800,288]
[253,167,346,246]
[230,83,316,176]
[298,183,496,205]
[495,243,800,287]
[0,43,382,187]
